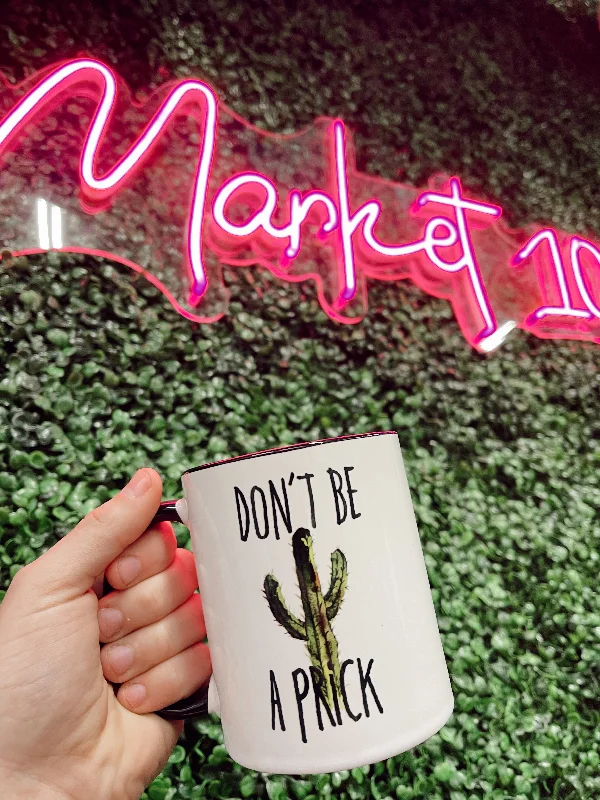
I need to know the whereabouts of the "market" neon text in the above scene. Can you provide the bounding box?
[1,58,600,351]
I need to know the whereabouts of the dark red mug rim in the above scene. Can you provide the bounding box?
[183,431,398,475]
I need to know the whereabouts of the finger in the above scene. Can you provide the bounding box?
[101,594,205,683]
[117,642,211,714]
[104,522,177,590]
[98,549,197,643]
[28,469,163,600]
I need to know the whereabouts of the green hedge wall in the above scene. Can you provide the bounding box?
[1,1,599,798]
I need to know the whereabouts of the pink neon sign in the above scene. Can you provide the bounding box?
[1,58,600,351]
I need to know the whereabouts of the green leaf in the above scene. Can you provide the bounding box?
[168,745,186,765]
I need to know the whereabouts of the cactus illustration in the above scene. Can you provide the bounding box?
[264,527,348,711]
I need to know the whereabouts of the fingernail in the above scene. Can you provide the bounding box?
[124,469,152,499]
[124,683,146,708]
[98,607,123,638]
[107,645,135,676]
[117,555,141,586]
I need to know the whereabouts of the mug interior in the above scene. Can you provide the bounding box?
[184,430,397,475]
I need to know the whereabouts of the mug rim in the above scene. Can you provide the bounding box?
[184,430,398,475]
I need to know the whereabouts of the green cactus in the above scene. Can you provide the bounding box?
[264,527,348,712]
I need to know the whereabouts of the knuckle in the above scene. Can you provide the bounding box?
[178,549,198,587]
[186,594,205,630]
[159,522,177,553]
[169,643,210,696]
[155,528,176,568]
[190,642,211,678]
[160,615,180,655]
[143,584,165,621]
[179,596,204,642]
[173,651,191,687]
[186,591,202,612]
[187,641,205,669]
[193,640,209,660]
[88,500,116,526]
[8,563,30,591]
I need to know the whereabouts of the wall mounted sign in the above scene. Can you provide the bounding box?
[1,58,600,352]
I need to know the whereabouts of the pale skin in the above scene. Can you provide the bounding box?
[0,468,212,800]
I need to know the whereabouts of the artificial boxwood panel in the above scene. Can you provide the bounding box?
[0,1,599,798]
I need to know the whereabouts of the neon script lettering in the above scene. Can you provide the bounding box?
[1,58,600,350]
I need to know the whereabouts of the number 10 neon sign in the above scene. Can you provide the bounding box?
[1,57,599,352]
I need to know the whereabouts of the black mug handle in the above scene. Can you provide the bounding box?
[106,500,210,720]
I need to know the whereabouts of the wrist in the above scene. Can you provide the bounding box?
[0,767,73,800]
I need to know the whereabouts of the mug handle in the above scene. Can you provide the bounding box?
[105,500,210,720]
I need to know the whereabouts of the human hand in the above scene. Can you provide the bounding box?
[0,468,211,800]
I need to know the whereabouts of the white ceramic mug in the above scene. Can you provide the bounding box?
[152,431,453,774]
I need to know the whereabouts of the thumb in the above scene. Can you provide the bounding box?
[24,468,163,600]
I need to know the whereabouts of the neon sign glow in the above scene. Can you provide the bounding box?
[1,58,600,351]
